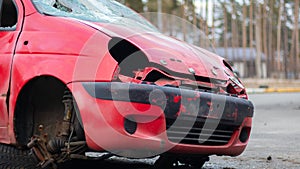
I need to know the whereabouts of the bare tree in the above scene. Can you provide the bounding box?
[242,0,247,77]
[205,0,209,39]
[222,2,228,59]
[283,0,289,78]
[181,0,187,41]
[263,0,268,77]
[268,0,274,77]
[294,0,299,79]
[230,0,238,61]
[276,0,283,73]
[289,0,299,79]
[212,0,216,46]
[193,0,197,45]
[249,0,254,76]
[198,0,202,47]
[255,3,262,78]
[202,0,208,48]
[157,0,162,31]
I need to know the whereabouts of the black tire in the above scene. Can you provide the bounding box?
[181,156,208,169]
[0,144,40,169]
[189,160,206,169]
[153,155,176,169]
[154,155,208,169]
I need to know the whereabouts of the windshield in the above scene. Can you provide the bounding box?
[32,0,158,32]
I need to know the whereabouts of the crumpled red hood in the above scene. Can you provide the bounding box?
[84,21,230,81]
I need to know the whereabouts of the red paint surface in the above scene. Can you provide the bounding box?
[0,0,252,157]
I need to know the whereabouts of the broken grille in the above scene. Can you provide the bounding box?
[166,117,238,146]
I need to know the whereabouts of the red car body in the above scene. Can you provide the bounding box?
[0,0,253,167]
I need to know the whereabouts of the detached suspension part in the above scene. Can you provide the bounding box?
[60,90,74,137]
[27,89,76,168]
[27,125,57,169]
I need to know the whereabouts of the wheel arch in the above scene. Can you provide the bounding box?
[13,75,82,146]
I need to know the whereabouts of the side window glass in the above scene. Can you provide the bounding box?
[0,0,17,30]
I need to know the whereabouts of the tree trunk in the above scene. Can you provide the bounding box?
[230,0,237,62]
[290,30,296,77]
[249,0,254,77]
[199,0,202,47]
[268,0,274,77]
[212,0,215,47]
[242,0,247,78]
[205,0,209,48]
[193,0,197,45]
[294,0,299,79]
[157,0,162,31]
[255,3,262,78]
[223,3,228,59]
[181,0,186,41]
[283,0,289,79]
[276,0,283,74]
[295,0,300,79]
[263,1,268,78]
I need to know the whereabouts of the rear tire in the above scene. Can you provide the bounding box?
[0,144,40,169]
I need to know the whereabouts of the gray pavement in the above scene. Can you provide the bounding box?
[208,93,300,169]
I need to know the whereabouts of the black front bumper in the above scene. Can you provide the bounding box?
[82,82,254,122]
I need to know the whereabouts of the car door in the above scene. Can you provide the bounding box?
[0,0,22,141]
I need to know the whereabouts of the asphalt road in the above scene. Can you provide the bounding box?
[208,92,300,169]
[66,93,300,169]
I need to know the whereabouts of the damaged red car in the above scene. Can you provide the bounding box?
[0,0,254,168]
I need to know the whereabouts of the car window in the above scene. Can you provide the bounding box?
[0,0,17,30]
[32,0,158,32]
